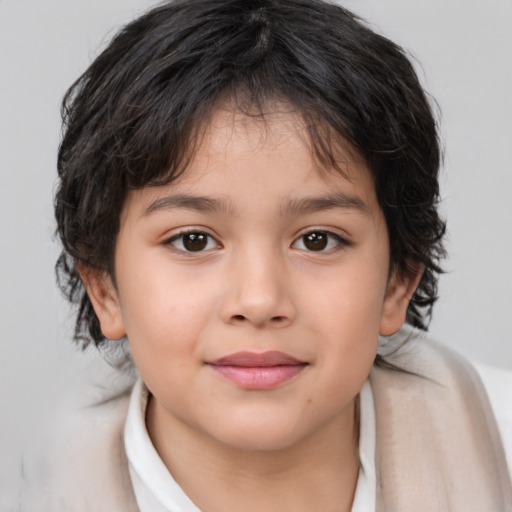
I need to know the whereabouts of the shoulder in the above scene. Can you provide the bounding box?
[372,325,503,426]
[370,326,512,510]
[20,390,138,512]
[474,363,512,473]
[375,326,511,428]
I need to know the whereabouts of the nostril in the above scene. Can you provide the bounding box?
[271,316,286,323]
[233,315,245,321]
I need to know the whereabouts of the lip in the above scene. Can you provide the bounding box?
[207,351,308,390]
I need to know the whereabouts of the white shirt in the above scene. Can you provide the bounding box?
[125,367,511,512]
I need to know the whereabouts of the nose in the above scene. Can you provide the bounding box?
[220,247,296,329]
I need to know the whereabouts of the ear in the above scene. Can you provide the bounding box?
[379,263,423,336]
[78,264,126,340]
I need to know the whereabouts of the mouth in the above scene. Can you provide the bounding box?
[206,351,308,390]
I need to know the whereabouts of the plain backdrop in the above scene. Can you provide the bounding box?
[1,0,511,505]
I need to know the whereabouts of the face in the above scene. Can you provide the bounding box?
[84,108,417,453]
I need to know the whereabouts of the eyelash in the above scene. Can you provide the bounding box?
[164,229,350,254]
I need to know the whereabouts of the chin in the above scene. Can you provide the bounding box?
[207,413,310,453]
[218,431,303,453]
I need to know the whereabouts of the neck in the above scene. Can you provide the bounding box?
[146,396,360,512]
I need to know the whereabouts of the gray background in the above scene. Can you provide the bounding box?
[1,0,511,503]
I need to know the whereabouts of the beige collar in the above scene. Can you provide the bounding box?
[371,328,512,511]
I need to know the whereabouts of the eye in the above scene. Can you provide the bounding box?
[166,231,220,252]
[292,230,346,252]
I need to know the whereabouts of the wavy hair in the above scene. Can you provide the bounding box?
[55,0,446,353]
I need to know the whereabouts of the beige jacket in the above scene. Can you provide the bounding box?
[21,332,512,511]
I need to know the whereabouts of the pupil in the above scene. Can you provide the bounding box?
[184,233,207,251]
[304,232,327,251]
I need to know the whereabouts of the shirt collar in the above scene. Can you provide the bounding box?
[125,378,376,512]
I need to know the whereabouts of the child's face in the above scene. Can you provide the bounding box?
[85,107,416,451]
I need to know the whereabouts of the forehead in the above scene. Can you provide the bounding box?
[197,105,364,174]
[123,106,378,217]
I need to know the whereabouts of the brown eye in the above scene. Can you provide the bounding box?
[183,233,207,251]
[168,231,218,252]
[304,232,328,251]
[292,230,346,252]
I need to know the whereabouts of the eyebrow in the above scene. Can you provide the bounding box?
[143,191,370,218]
[144,194,238,216]
[281,192,371,216]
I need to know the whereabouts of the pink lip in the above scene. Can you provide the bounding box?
[207,351,308,390]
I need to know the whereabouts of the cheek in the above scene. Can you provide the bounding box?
[297,261,387,374]
[116,256,221,362]
[302,264,388,331]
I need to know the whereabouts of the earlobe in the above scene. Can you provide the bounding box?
[379,264,423,336]
[78,264,126,340]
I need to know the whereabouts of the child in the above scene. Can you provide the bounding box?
[31,0,512,510]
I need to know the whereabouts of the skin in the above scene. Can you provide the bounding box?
[82,107,420,512]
